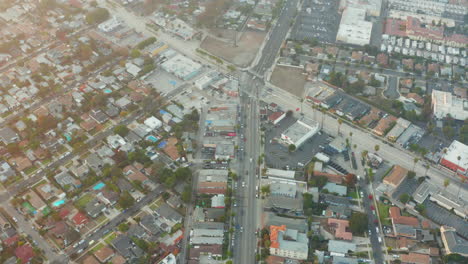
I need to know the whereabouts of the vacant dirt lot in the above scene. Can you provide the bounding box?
[201,31,266,67]
[270,65,306,97]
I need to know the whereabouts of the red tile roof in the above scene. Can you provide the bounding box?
[328,218,353,240]
[400,252,430,264]
[269,225,287,249]
[15,244,35,264]
[389,207,419,227]
[72,212,88,226]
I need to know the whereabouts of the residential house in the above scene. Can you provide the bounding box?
[94,246,115,263]
[0,127,19,144]
[154,203,183,226]
[54,171,81,190]
[112,235,144,261]
[84,198,106,218]
[327,218,353,241]
[328,240,356,257]
[400,253,430,264]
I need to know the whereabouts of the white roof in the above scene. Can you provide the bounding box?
[443,140,468,171]
[432,90,468,121]
[336,7,373,46]
[144,116,162,130]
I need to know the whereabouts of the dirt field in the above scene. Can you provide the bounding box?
[200,30,266,67]
[270,65,306,97]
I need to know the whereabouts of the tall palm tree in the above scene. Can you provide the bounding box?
[338,118,343,135]
[374,144,380,152]
[424,163,430,177]
[349,132,353,146]
[455,156,461,177]
[413,158,419,171]
[444,179,450,189]
[361,150,369,160]
[457,177,466,200]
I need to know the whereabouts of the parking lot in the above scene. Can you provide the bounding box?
[144,68,186,95]
[423,200,468,238]
[391,177,420,200]
[264,115,329,170]
[291,0,341,43]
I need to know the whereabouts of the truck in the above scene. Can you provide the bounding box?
[314,152,330,163]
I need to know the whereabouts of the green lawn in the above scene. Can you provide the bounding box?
[90,242,105,253]
[24,165,38,175]
[96,215,108,225]
[349,191,359,199]
[104,232,118,245]
[75,193,94,209]
[41,158,52,166]
[377,202,391,226]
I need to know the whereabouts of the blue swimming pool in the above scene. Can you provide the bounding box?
[92,182,106,191]
[104,88,112,94]
[64,133,72,142]
[52,199,66,207]
[146,135,159,142]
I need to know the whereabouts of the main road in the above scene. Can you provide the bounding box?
[233,0,300,263]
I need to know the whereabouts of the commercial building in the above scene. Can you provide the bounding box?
[205,105,237,134]
[336,7,373,46]
[432,90,468,121]
[440,226,468,257]
[386,117,411,142]
[160,54,202,81]
[98,17,122,32]
[339,0,382,16]
[281,117,320,148]
[440,140,468,176]
[269,225,309,260]
[383,165,408,189]
[430,192,467,219]
[305,82,336,105]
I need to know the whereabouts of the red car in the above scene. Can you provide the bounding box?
[368,194,373,200]
[370,205,375,210]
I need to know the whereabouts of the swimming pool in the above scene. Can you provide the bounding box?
[64,133,72,142]
[146,135,159,143]
[93,182,106,191]
[103,88,112,94]
[52,199,66,207]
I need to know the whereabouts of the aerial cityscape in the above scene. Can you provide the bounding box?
[0,0,466,263]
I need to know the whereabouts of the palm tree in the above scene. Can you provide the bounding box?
[457,177,466,200]
[374,144,380,152]
[361,150,368,160]
[413,158,419,171]
[444,179,450,189]
[424,163,430,177]
[455,156,461,177]
[349,132,353,146]
[337,118,343,135]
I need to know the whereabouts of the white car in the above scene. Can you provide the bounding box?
[242,182,246,187]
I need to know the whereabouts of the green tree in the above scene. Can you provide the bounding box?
[399,193,411,204]
[349,212,368,235]
[114,125,129,137]
[288,144,296,152]
[85,8,110,24]
[118,222,130,232]
[118,191,135,209]
[407,171,416,179]
[261,185,270,196]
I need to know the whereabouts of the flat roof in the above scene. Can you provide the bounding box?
[442,140,468,171]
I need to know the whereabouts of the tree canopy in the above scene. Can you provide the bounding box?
[85,8,110,24]
[349,212,368,235]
